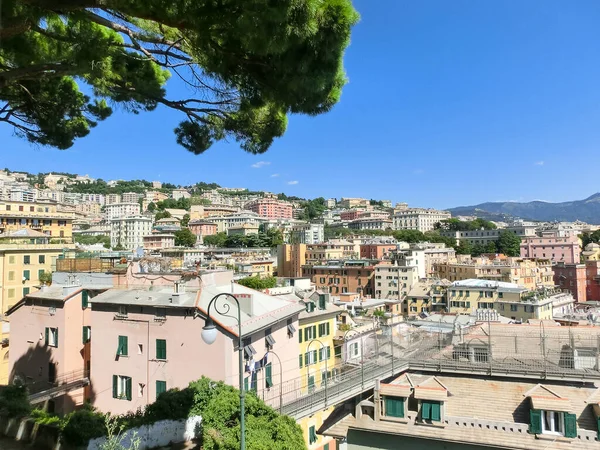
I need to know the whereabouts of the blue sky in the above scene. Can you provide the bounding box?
[2,0,600,209]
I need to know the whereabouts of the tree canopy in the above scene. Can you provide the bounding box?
[174,228,197,247]
[237,276,277,290]
[1,0,359,154]
[204,229,283,248]
[497,230,521,257]
[435,218,497,231]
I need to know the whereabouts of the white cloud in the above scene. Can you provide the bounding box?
[270,173,280,178]
[534,161,544,166]
[251,161,271,169]
[287,180,299,185]
[413,169,424,175]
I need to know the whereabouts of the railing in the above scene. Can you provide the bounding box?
[26,368,89,397]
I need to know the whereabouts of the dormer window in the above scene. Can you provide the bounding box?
[306,302,315,313]
[526,384,577,438]
[421,401,442,422]
[383,396,405,418]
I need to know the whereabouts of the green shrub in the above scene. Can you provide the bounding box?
[30,409,66,428]
[61,405,106,446]
[0,385,31,418]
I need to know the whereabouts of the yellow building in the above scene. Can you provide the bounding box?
[235,261,274,278]
[447,279,575,321]
[0,200,74,242]
[277,243,306,278]
[581,243,600,261]
[298,291,342,450]
[433,256,553,290]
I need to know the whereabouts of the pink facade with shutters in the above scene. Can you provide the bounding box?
[520,235,580,264]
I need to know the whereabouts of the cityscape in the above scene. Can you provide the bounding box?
[3,1,600,450]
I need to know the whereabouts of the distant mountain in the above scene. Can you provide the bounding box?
[448,193,600,224]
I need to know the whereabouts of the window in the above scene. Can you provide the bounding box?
[510,305,518,312]
[287,319,296,338]
[23,270,30,281]
[421,401,441,422]
[117,335,128,356]
[38,269,45,280]
[81,291,89,309]
[318,294,326,310]
[265,363,273,388]
[45,327,58,347]
[7,289,14,299]
[351,342,359,357]
[304,325,317,341]
[298,354,303,368]
[156,339,167,360]
[23,255,30,265]
[82,326,91,343]
[8,256,14,264]
[265,328,276,349]
[305,302,315,313]
[8,271,14,281]
[318,322,331,337]
[308,425,317,444]
[384,396,405,418]
[529,409,575,437]
[156,380,167,399]
[112,375,132,400]
[465,291,470,297]
[39,255,46,264]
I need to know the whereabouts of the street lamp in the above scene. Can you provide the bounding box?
[343,329,364,388]
[201,293,246,450]
[306,338,328,403]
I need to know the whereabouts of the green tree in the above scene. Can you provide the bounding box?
[180,214,190,227]
[456,240,473,255]
[392,230,425,243]
[39,271,53,285]
[497,230,521,257]
[147,202,156,212]
[174,228,197,247]
[1,1,358,154]
[0,385,31,418]
[154,210,172,221]
[471,243,486,257]
[485,241,498,254]
[204,232,227,247]
[237,276,277,290]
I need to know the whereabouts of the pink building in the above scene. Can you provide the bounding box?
[188,220,217,237]
[142,233,175,250]
[520,234,580,264]
[360,244,397,260]
[340,209,365,221]
[7,271,305,416]
[244,198,293,219]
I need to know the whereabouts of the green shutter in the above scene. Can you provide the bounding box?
[82,291,89,309]
[23,270,30,280]
[422,401,431,420]
[118,336,128,356]
[112,375,118,398]
[564,413,577,438]
[597,416,600,441]
[312,325,317,338]
[327,346,331,359]
[45,327,49,346]
[385,397,405,418]
[38,269,44,280]
[299,354,303,368]
[251,371,257,392]
[312,350,317,364]
[431,402,441,421]
[304,352,309,366]
[529,409,542,434]
[125,377,132,400]
[326,322,330,336]
[82,327,87,344]
[299,329,303,343]
[265,363,273,388]
[335,345,341,357]
[156,380,167,399]
[156,339,167,360]
[55,328,58,348]
[309,425,316,444]
[308,375,315,391]
[324,444,329,450]
[321,371,327,385]
[304,328,309,341]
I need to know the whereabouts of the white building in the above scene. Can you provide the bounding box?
[105,194,122,205]
[326,198,337,209]
[172,188,191,200]
[393,207,451,232]
[9,187,37,202]
[209,212,266,233]
[110,216,153,250]
[105,202,141,220]
[80,193,106,205]
[374,263,419,300]
[289,223,325,245]
[348,217,393,231]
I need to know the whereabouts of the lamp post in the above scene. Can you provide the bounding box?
[265,350,283,413]
[201,293,246,450]
[343,329,364,388]
[306,338,328,405]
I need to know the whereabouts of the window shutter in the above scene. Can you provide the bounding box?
[312,350,317,363]
[156,339,166,360]
[312,325,317,338]
[326,322,330,336]
[321,371,327,385]
[123,336,128,356]
[299,354,303,368]
[422,401,431,420]
[55,328,58,348]
[431,402,441,421]
[251,371,257,391]
[327,346,331,359]
[82,291,89,309]
[45,328,49,346]
[304,352,309,366]
[265,363,273,388]
[304,328,309,342]
[597,416,600,440]
[112,375,118,398]
[529,409,542,434]
[397,398,405,418]
[156,380,167,398]
[82,327,86,344]
[117,336,123,355]
[564,413,577,438]
[125,377,132,400]
[299,329,303,343]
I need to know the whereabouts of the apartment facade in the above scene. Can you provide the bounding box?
[360,241,397,260]
[209,212,265,233]
[521,234,581,264]
[142,234,175,250]
[121,192,141,204]
[105,203,141,220]
[277,244,307,278]
[110,216,153,250]
[349,217,393,231]
[302,261,376,296]
[338,198,369,209]
[393,208,451,232]
[553,263,586,302]
[188,220,217,238]
[171,189,191,200]
[245,198,293,219]
[289,223,325,245]
[306,240,359,263]
[404,279,449,315]
[0,200,74,241]
[374,263,419,301]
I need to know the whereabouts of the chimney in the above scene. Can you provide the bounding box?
[62,274,81,296]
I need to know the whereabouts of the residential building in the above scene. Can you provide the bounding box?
[164,208,187,220]
[202,205,240,218]
[80,194,105,205]
[105,203,141,220]
[142,233,176,250]
[205,212,264,233]
[171,189,191,200]
[553,263,586,301]
[340,209,366,221]
[10,187,37,202]
[0,200,74,241]
[75,202,102,216]
[585,260,600,301]
[349,217,393,231]
[325,198,336,209]
[447,279,574,321]
[374,263,419,301]
[360,239,398,260]
[152,181,162,189]
[521,234,581,264]
[433,256,554,290]
[338,198,369,208]
[393,248,427,279]
[289,223,325,245]
[121,192,141,204]
[581,242,600,262]
[302,260,376,296]
[393,207,451,232]
[245,198,293,219]
[403,279,450,315]
[277,244,307,278]
[188,220,217,238]
[228,224,260,236]
[110,216,153,250]
[306,239,359,263]
[145,190,169,204]
[105,194,122,205]
[297,291,341,450]
[235,261,274,278]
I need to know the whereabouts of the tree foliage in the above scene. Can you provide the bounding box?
[203,229,283,248]
[0,385,31,418]
[155,198,191,211]
[237,276,277,290]
[580,230,600,248]
[435,218,497,231]
[1,0,359,155]
[497,230,521,257]
[180,213,190,227]
[455,240,473,255]
[74,233,111,248]
[174,228,197,247]
[154,210,172,221]
[299,197,327,220]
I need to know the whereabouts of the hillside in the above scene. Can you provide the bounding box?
[448,193,600,224]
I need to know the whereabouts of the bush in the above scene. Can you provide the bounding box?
[237,276,277,290]
[0,385,31,418]
[61,405,106,446]
[30,409,66,428]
